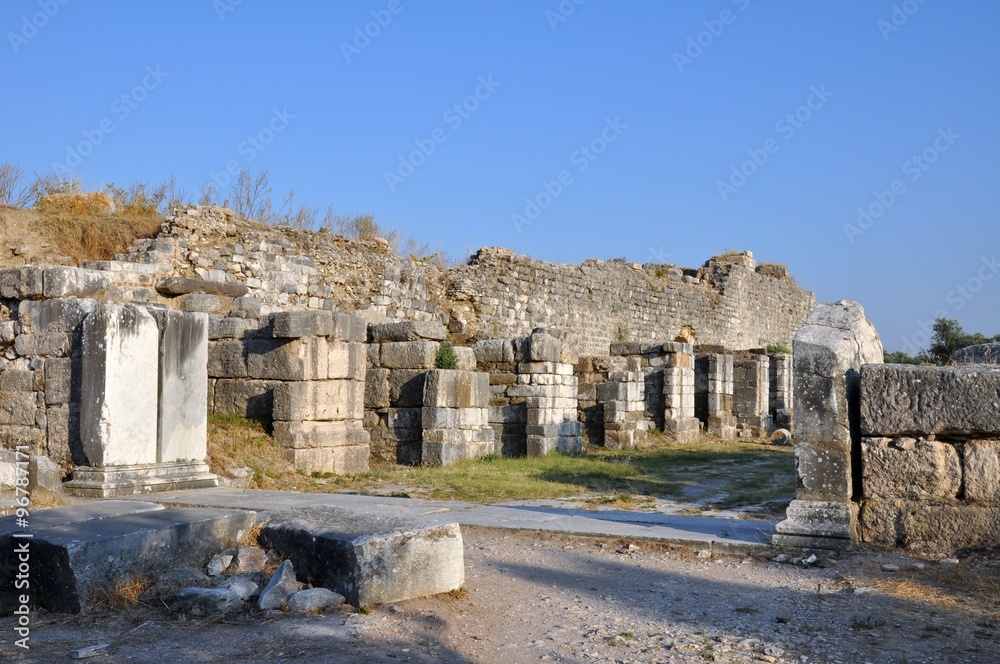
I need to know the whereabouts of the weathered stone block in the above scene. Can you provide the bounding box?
[246,338,329,381]
[861,437,961,501]
[365,367,391,409]
[272,310,333,338]
[151,310,208,464]
[860,499,1000,552]
[208,340,248,378]
[43,358,72,405]
[473,339,515,364]
[423,370,489,409]
[527,331,562,362]
[281,444,370,474]
[388,369,428,407]
[176,293,222,313]
[155,277,248,298]
[42,267,111,299]
[260,507,464,606]
[212,379,280,420]
[332,313,368,343]
[369,321,447,342]
[380,341,439,370]
[328,340,365,380]
[208,316,259,340]
[0,500,165,588]
[29,508,254,613]
[860,364,1000,436]
[964,440,1000,501]
[0,392,36,426]
[272,381,362,422]
[273,421,368,449]
[80,303,159,466]
[794,439,852,501]
[953,342,1000,365]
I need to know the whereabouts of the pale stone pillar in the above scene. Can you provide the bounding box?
[774,301,883,550]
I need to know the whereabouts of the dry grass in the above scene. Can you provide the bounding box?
[869,565,1000,620]
[207,413,298,489]
[37,210,162,262]
[88,575,154,611]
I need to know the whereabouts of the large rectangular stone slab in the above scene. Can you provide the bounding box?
[0,501,165,588]
[81,303,160,466]
[259,506,463,606]
[28,507,254,612]
[860,499,1000,552]
[861,364,1000,436]
[151,310,208,464]
[369,321,447,342]
[212,379,281,420]
[379,341,439,370]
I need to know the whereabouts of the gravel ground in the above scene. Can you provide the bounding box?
[1,528,997,663]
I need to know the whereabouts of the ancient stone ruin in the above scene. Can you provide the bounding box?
[1,204,996,613]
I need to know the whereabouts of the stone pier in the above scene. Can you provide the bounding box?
[662,342,700,443]
[769,352,793,430]
[774,301,883,550]
[421,369,494,466]
[733,352,772,438]
[598,369,648,449]
[695,351,736,440]
[521,330,583,456]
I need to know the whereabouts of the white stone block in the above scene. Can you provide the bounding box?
[81,303,159,466]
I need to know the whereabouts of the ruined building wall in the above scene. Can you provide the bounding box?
[126,208,815,357]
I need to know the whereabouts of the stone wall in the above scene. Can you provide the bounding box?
[110,207,815,357]
[858,364,1000,552]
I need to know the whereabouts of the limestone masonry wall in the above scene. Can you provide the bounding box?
[108,207,814,356]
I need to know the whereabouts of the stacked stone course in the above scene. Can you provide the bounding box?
[598,370,648,450]
[695,351,736,440]
[733,352,772,438]
[421,369,494,466]
[662,342,699,443]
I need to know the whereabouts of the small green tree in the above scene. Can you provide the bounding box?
[926,318,997,364]
[435,341,458,369]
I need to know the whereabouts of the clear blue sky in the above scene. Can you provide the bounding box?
[3,1,998,352]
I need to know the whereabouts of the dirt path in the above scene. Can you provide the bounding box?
[2,529,997,663]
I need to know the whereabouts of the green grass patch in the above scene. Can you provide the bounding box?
[207,416,794,506]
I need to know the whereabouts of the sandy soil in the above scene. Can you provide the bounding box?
[2,528,998,663]
[0,207,76,269]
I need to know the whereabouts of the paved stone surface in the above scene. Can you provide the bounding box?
[135,488,775,552]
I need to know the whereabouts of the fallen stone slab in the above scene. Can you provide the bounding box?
[259,506,463,607]
[29,507,255,613]
[156,277,249,298]
[0,500,165,587]
[217,575,259,601]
